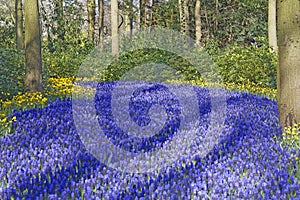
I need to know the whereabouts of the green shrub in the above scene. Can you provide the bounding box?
[279,124,300,181]
[0,48,56,101]
[98,48,209,82]
[42,37,95,79]
[0,48,25,100]
[97,38,277,88]
[208,37,277,89]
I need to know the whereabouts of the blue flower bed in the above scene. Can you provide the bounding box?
[0,82,300,199]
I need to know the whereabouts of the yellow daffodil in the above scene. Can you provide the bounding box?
[11,116,16,122]
[0,117,7,123]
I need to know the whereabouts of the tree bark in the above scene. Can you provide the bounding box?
[140,0,147,28]
[183,0,190,36]
[24,0,43,93]
[178,0,184,33]
[111,0,119,56]
[214,0,219,33]
[98,0,104,45]
[15,0,24,50]
[151,0,157,29]
[178,0,190,36]
[268,0,277,51]
[124,10,131,33]
[130,0,133,35]
[195,0,201,46]
[277,0,300,127]
[87,0,96,42]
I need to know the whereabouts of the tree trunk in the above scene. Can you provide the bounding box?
[111,0,119,56]
[130,0,133,35]
[24,0,43,93]
[123,0,133,35]
[151,0,157,29]
[178,0,184,33]
[204,5,209,40]
[195,0,201,46]
[140,0,147,28]
[15,0,24,50]
[214,0,219,33]
[179,0,190,36]
[87,0,96,42]
[124,11,131,33]
[277,0,300,127]
[98,0,104,45]
[183,0,190,36]
[268,0,277,51]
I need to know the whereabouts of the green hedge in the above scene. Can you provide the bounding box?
[100,48,205,82]
[0,48,25,100]
[207,37,277,89]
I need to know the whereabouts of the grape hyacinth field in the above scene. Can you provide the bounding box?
[0,81,300,200]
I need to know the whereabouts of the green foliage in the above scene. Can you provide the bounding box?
[207,37,278,89]
[278,124,300,182]
[152,0,181,31]
[0,48,25,100]
[43,38,94,78]
[41,0,95,78]
[200,0,268,46]
[99,48,207,82]
[0,1,15,48]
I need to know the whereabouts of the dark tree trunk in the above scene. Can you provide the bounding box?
[16,0,24,50]
[87,0,96,42]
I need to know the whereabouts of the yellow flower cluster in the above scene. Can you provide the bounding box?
[12,92,48,107]
[0,77,99,130]
[280,123,300,163]
[0,114,17,127]
[167,79,277,100]
[0,114,16,128]
[72,85,96,98]
[0,113,6,123]
[282,123,300,144]
[1,101,12,108]
[46,77,96,97]
[46,77,75,96]
[0,92,48,128]
[223,82,277,100]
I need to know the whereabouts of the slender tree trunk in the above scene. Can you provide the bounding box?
[183,0,190,36]
[178,0,184,33]
[214,0,219,33]
[111,0,119,56]
[15,0,24,50]
[98,0,104,45]
[87,0,96,42]
[140,0,147,28]
[195,0,201,46]
[268,0,277,51]
[130,0,133,35]
[179,0,190,36]
[149,0,153,29]
[124,11,131,33]
[204,5,209,40]
[151,0,157,29]
[277,0,300,127]
[24,0,43,93]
